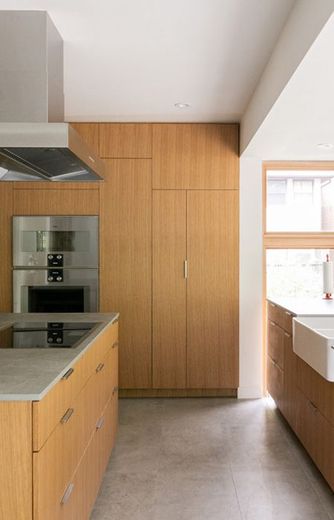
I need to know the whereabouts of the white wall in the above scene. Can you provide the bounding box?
[240,0,334,155]
[238,157,263,398]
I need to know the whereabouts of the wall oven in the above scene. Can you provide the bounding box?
[13,216,98,268]
[13,216,99,313]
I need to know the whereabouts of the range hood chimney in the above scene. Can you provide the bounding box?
[0,11,104,182]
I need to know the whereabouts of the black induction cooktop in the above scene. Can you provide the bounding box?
[0,321,97,349]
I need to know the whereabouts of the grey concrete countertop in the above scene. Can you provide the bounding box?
[0,312,119,401]
[267,297,334,316]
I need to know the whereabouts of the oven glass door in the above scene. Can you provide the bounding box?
[13,269,98,313]
[13,216,99,268]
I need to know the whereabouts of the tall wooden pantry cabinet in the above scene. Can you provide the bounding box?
[72,122,239,395]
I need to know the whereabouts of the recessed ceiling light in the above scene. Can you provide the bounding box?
[317,143,334,149]
[174,103,191,109]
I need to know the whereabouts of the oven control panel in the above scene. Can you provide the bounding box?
[47,269,63,283]
[47,254,64,267]
[47,329,63,344]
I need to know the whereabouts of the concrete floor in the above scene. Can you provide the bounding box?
[91,398,334,520]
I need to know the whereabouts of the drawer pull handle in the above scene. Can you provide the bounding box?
[112,386,119,395]
[269,303,275,308]
[285,311,292,316]
[112,341,119,349]
[284,332,291,338]
[61,483,75,505]
[61,368,74,380]
[309,401,318,413]
[96,416,105,430]
[270,321,276,327]
[60,408,74,424]
[96,363,105,373]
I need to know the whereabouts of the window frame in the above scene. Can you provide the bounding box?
[263,161,334,247]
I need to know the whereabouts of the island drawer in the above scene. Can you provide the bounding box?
[267,301,293,334]
[33,343,118,519]
[33,320,119,451]
[267,355,284,407]
[297,356,334,426]
[267,320,285,370]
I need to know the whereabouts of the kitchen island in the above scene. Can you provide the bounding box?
[267,298,334,492]
[0,312,119,520]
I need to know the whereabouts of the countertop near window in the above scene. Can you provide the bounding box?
[0,312,119,401]
[267,297,334,316]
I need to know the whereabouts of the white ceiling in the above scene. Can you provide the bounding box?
[243,12,334,160]
[0,0,295,122]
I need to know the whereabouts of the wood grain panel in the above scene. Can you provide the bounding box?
[100,123,152,158]
[100,159,152,388]
[119,388,237,398]
[267,301,294,334]
[0,402,32,520]
[186,190,239,388]
[152,124,239,189]
[297,356,334,427]
[70,123,100,155]
[282,331,298,430]
[14,188,99,215]
[152,190,187,388]
[267,320,285,370]
[0,183,13,311]
[296,388,334,491]
[267,355,284,408]
[33,322,117,451]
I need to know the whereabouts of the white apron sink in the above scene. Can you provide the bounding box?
[293,316,334,382]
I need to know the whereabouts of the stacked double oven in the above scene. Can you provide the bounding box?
[13,216,99,313]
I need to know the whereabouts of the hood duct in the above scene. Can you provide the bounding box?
[0,11,104,181]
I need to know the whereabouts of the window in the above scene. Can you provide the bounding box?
[266,169,334,232]
[266,249,333,299]
[264,162,334,300]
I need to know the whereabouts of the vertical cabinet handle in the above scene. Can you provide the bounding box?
[61,483,75,505]
[96,363,105,373]
[112,341,119,349]
[184,260,188,279]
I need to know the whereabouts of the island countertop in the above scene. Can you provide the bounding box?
[267,297,334,316]
[0,312,119,401]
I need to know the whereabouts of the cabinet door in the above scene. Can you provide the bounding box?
[100,159,152,388]
[282,331,297,429]
[186,191,239,388]
[99,123,152,158]
[152,191,187,388]
[152,124,239,189]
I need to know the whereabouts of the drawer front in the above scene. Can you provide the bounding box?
[33,321,119,450]
[267,301,293,334]
[33,342,118,520]
[297,356,334,426]
[267,355,284,407]
[281,332,297,430]
[49,396,118,520]
[296,389,334,491]
[267,320,285,370]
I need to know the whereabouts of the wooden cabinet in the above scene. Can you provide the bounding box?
[152,190,239,389]
[267,302,297,428]
[0,320,118,520]
[152,190,187,388]
[13,186,99,215]
[296,387,334,490]
[267,300,334,491]
[187,191,239,388]
[100,159,152,388]
[152,124,239,190]
[70,123,100,156]
[99,123,152,158]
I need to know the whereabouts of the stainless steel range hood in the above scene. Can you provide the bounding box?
[0,11,104,182]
